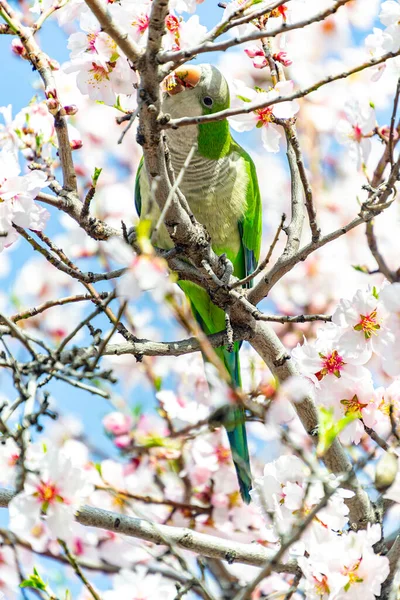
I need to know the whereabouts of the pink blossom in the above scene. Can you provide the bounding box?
[332,287,394,364]
[9,450,94,542]
[103,411,133,436]
[336,99,375,167]
[0,147,49,251]
[229,80,299,152]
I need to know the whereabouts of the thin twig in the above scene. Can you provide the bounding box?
[159,0,352,64]
[166,50,400,129]
[59,540,102,600]
[389,78,400,165]
[230,213,286,289]
[152,142,198,242]
[118,106,139,144]
[284,123,320,242]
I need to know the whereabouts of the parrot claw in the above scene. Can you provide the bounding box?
[124,225,137,247]
[218,253,234,285]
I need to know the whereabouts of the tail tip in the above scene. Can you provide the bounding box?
[240,482,252,505]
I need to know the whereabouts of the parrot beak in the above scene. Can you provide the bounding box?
[162,66,202,96]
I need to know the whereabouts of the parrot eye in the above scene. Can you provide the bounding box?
[203,96,213,107]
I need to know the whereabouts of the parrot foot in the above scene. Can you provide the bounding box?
[122,224,137,247]
[218,253,234,285]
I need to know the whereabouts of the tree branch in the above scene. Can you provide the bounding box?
[166,51,400,129]
[159,0,352,64]
[0,488,298,571]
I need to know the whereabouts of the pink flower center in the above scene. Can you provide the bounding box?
[35,480,62,506]
[353,125,363,142]
[256,107,273,126]
[354,309,380,339]
[165,14,180,34]
[313,574,330,594]
[132,14,149,34]
[271,5,287,19]
[8,453,19,467]
[342,558,363,589]
[216,445,231,465]
[74,538,85,555]
[340,394,368,418]
[90,62,110,82]
[87,33,97,52]
[315,350,346,380]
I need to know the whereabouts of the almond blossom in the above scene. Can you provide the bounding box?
[299,524,389,600]
[0,146,49,251]
[9,449,94,542]
[103,411,133,436]
[103,568,177,600]
[321,379,380,445]
[229,80,299,152]
[292,322,372,387]
[251,456,353,539]
[332,286,395,365]
[379,0,400,51]
[336,99,376,167]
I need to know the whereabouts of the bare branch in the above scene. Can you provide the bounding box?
[0,487,298,571]
[159,0,352,64]
[230,213,286,289]
[285,124,320,242]
[166,50,400,129]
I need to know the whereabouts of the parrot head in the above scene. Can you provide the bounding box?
[161,64,230,119]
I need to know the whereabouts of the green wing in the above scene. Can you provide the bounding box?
[236,146,262,287]
[134,156,144,217]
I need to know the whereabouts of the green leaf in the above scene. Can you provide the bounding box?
[20,568,47,591]
[91,167,102,187]
[131,403,143,418]
[94,462,102,477]
[372,286,379,300]
[113,95,123,112]
[317,407,358,456]
[154,376,163,392]
[352,264,369,274]
[236,94,251,103]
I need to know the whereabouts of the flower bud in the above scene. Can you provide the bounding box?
[244,45,263,59]
[70,139,83,150]
[46,98,59,115]
[253,56,267,69]
[114,434,132,449]
[378,125,399,143]
[103,411,133,436]
[11,38,26,57]
[48,59,60,71]
[64,104,78,116]
[273,52,292,67]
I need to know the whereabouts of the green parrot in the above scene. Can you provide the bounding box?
[135,64,262,504]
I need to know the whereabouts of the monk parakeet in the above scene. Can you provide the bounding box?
[135,64,262,503]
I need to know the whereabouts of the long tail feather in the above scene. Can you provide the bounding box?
[178,281,252,503]
[222,346,252,504]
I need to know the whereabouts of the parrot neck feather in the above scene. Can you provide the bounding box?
[197,119,231,160]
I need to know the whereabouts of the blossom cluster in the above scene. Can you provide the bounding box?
[1,0,400,597]
[293,284,400,445]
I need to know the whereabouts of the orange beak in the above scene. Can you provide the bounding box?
[162,66,202,96]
